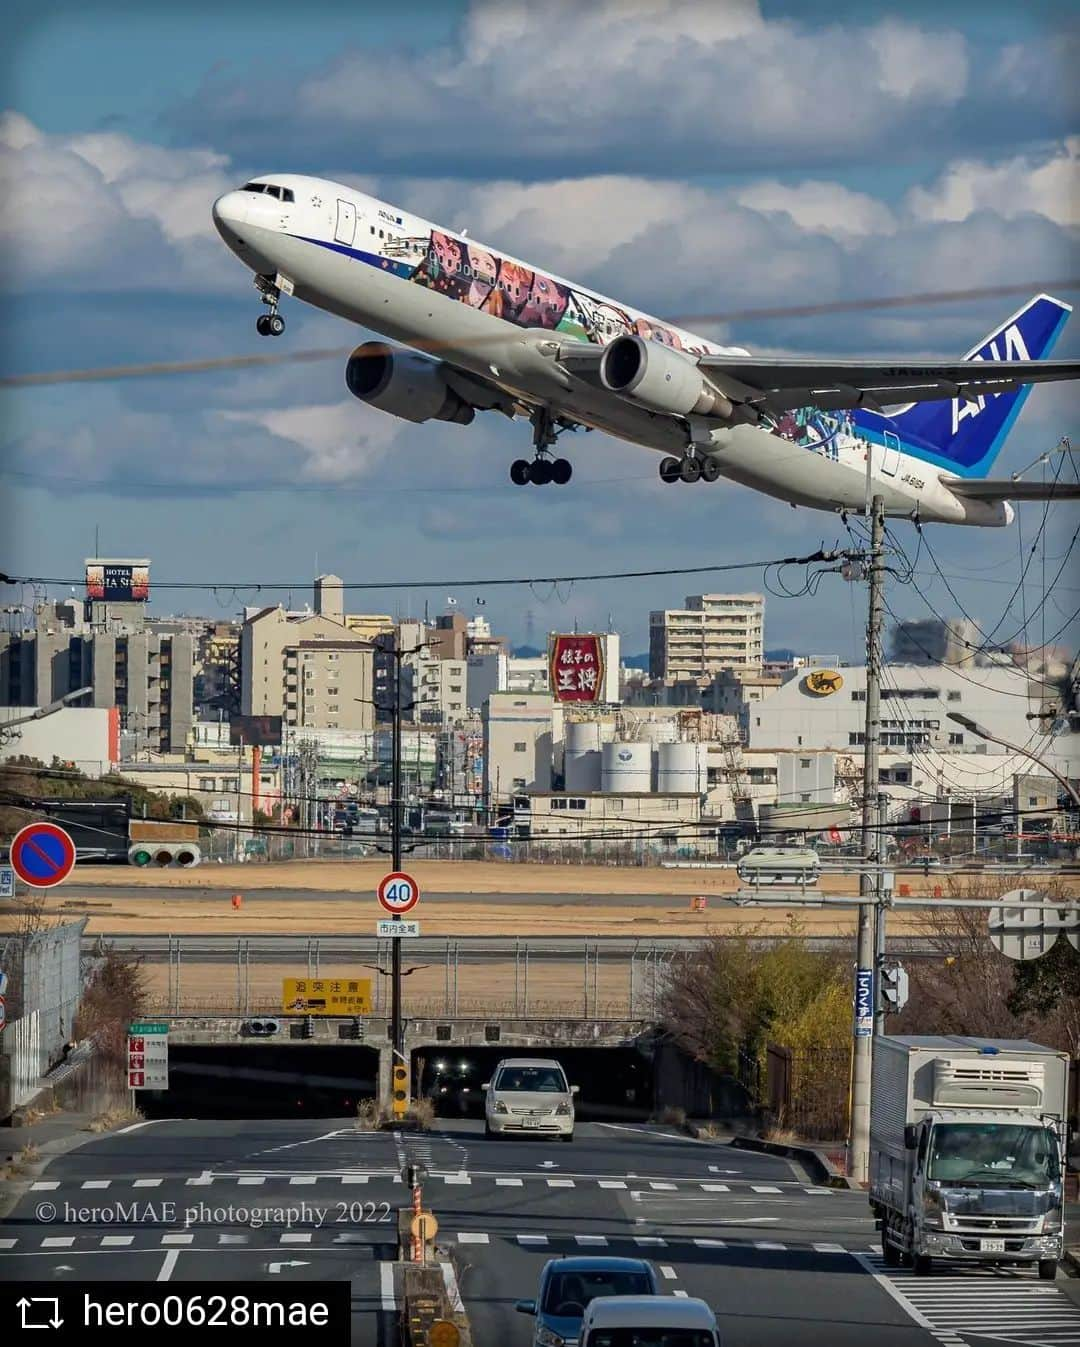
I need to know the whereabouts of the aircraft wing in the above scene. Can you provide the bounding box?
[694,355,1080,414]
[943,477,1080,502]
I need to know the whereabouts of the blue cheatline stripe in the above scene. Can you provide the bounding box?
[292,234,415,279]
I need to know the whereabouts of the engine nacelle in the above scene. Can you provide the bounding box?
[600,335,733,419]
[345,342,476,425]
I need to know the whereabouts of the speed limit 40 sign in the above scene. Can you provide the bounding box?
[377,871,420,915]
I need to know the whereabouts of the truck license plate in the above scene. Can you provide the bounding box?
[980,1238,1006,1253]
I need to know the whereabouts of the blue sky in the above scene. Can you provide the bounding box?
[1,0,1077,658]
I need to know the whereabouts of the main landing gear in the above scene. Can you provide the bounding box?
[510,407,575,487]
[254,276,286,337]
[659,452,721,484]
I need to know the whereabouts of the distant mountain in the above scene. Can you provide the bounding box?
[512,645,544,659]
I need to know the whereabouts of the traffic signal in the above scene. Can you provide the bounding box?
[300,1016,315,1040]
[392,1063,409,1115]
[880,962,910,1013]
[128,842,201,868]
[339,1019,364,1041]
[243,1018,280,1036]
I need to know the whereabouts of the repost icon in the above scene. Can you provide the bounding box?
[17,1295,63,1329]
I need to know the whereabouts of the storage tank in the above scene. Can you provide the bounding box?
[565,720,604,793]
[602,741,653,793]
[657,741,706,795]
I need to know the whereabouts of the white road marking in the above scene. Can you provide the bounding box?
[340,1175,369,1184]
[30,1181,59,1191]
[42,1237,74,1248]
[649,1182,677,1191]
[804,1187,835,1195]
[673,1290,690,1298]
[161,1234,194,1245]
[595,1122,697,1142]
[576,1236,608,1246]
[442,1175,471,1185]
[334,1233,370,1243]
[101,1236,134,1247]
[517,1235,548,1245]
[547,1179,575,1188]
[280,1232,312,1244]
[289,1176,317,1186]
[634,1237,667,1247]
[754,1241,787,1251]
[237,1177,265,1186]
[751,1185,782,1193]
[456,1233,489,1244]
[495,1178,523,1186]
[115,1119,167,1135]
[133,1179,163,1188]
[380,1262,396,1311]
[157,1249,179,1282]
[218,1235,248,1244]
[813,1243,846,1253]
[441,1262,464,1314]
[186,1172,213,1186]
[81,1180,110,1189]
[693,1239,727,1248]
[660,1265,678,1280]
[0,1239,16,1249]
[701,1184,730,1192]
[598,1180,628,1189]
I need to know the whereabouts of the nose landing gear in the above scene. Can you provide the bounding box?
[509,407,575,486]
[254,276,286,337]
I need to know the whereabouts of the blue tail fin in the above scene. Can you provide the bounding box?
[876,293,1071,477]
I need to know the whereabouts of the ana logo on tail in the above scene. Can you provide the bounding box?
[951,323,1031,435]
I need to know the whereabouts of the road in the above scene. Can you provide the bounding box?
[3,1118,1079,1345]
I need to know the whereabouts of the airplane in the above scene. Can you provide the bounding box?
[212,175,1080,526]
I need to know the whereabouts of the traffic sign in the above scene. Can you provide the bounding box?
[988,890,1079,961]
[377,871,420,915]
[127,1027,168,1089]
[0,996,6,1034]
[0,867,14,898]
[377,919,420,939]
[410,1211,438,1243]
[430,1321,460,1347]
[9,822,76,888]
[854,967,873,1036]
[128,1022,169,1035]
[282,977,372,1015]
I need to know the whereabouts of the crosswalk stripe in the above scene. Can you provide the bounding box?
[289,1176,317,1186]
[340,1176,369,1184]
[134,1179,163,1188]
[693,1239,727,1248]
[754,1241,787,1250]
[659,1266,678,1280]
[237,1177,265,1186]
[280,1232,312,1244]
[334,1233,371,1243]
[42,1237,74,1248]
[0,1239,16,1249]
[456,1233,489,1244]
[576,1236,608,1246]
[598,1180,627,1189]
[495,1178,523,1186]
[813,1243,846,1253]
[101,1235,134,1247]
[517,1235,548,1245]
[218,1235,248,1244]
[701,1184,730,1192]
[547,1179,575,1188]
[751,1185,782,1193]
[30,1181,59,1191]
[649,1182,677,1191]
[673,1290,690,1299]
[81,1180,110,1189]
[161,1234,194,1245]
[442,1175,471,1185]
[634,1237,667,1247]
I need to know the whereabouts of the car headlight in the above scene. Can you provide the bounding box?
[493,1100,509,1114]
[537,1326,567,1347]
[555,1102,572,1116]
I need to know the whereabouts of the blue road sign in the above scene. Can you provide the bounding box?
[0,867,13,898]
[9,822,76,888]
[854,966,874,1037]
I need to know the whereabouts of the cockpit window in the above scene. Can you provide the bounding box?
[240,183,294,203]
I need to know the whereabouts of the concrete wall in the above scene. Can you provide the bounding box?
[0,706,117,777]
[0,919,86,1119]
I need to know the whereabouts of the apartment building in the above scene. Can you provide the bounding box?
[649,594,764,680]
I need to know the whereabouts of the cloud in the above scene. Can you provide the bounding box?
[907,137,1080,228]
[733,180,897,240]
[166,1,1073,179]
[0,110,234,291]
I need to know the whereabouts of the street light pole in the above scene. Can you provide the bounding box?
[946,712,1080,808]
[850,494,885,1184]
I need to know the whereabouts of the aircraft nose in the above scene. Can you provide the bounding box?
[212,190,249,236]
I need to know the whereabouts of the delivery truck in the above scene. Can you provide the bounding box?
[870,1035,1068,1279]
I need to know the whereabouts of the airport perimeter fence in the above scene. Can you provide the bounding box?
[735,1042,849,1141]
[199,828,726,867]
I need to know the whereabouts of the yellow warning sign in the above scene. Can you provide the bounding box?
[281,977,372,1015]
[410,1211,438,1243]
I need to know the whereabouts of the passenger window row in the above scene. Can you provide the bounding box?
[241,182,295,203]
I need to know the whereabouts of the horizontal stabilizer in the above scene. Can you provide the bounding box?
[946,477,1080,502]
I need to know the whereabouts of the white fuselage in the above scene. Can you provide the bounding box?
[212,175,1012,526]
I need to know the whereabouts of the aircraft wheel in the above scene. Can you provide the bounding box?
[659,456,681,484]
[510,459,532,486]
[267,313,285,336]
[700,456,721,483]
[530,458,554,486]
[551,458,572,485]
[679,455,702,484]
[256,314,272,336]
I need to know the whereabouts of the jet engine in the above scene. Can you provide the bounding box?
[600,335,734,419]
[345,342,476,424]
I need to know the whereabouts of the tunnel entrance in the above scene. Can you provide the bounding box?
[412,1045,654,1122]
[139,1044,379,1119]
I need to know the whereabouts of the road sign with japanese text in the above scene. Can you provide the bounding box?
[282,977,372,1015]
[127,1028,168,1089]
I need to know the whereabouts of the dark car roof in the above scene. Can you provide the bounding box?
[543,1256,653,1274]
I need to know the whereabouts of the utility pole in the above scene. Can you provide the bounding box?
[850,493,885,1183]
[390,629,405,1104]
